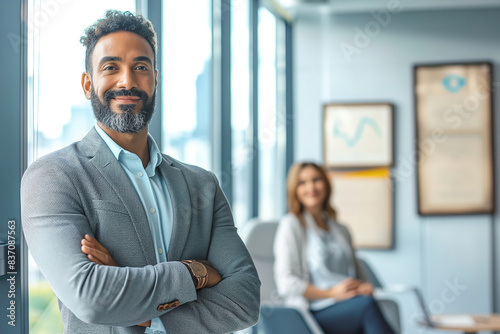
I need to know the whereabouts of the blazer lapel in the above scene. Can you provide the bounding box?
[158,159,192,261]
[82,128,157,265]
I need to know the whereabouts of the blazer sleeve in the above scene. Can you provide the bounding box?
[21,159,198,326]
[159,172,261,333]
[273,214,309,299]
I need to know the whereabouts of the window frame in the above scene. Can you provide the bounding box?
[1,0,29,333]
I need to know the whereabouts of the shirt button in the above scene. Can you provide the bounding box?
[158,248,163,254]
[137,172,143,177]
[150,208,156,214]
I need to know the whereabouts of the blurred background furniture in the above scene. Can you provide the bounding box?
[241,219,401,334]
[421,314,500,334]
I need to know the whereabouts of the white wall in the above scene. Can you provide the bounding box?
[294,8,500,333]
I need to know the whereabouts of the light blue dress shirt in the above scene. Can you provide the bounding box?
[95,125,172,334]
[305,220,354,311]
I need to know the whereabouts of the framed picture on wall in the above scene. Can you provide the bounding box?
[329,168,393,249]
[414,62,495,215]
[323,103,393,168]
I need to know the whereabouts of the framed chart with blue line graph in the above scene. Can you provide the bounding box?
[415,62,494,215]
[323,103,393,168]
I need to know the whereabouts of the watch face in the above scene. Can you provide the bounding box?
[191,261,208,277]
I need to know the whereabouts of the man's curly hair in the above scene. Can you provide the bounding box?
[80,10,157,74]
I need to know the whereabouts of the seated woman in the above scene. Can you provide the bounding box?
[274,162,395,334]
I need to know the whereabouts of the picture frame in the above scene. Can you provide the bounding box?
[323,103,393,168]
[329,168,394,249]
[414,62,495,215]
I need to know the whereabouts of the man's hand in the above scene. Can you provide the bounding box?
[81,234,117,266]
[80,235,151,328]
[328,278,361,301]
[198,260,222,288]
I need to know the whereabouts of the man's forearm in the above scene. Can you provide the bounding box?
[161,267,260,333]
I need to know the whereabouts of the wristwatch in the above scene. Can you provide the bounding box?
[181,260,209,290]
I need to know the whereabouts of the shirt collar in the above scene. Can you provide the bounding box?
[95,124,124,159]
[94,124,163,175]
[146,136,163,176]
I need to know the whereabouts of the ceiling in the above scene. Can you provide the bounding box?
[272,0,500,17]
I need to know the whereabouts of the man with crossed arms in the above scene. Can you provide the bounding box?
[21,10,260,334]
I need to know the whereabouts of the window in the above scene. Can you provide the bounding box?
[162,1,213,171]
[24,2,291,331]
[257,7,287,220]
[27,1,136,332]
[231,0,252,227]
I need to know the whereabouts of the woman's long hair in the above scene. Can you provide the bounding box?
[286,162,337,225]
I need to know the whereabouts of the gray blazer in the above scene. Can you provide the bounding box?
[21,128,260,334]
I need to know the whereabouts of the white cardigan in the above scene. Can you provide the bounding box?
[273,212,365,309]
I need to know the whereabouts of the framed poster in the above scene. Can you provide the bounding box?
[323,103,393,168]
[329,168,393,249]
[415,62,495,215]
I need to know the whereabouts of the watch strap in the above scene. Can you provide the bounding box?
[197,267,208,290]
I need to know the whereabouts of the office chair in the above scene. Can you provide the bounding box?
[241,219,401,334]
[357,258,401,333]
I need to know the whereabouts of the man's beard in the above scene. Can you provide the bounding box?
[91,87,156,133]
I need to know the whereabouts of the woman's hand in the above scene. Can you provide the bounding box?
[80,235,151,328]
[356,282,374,296]
[328,278,361,301]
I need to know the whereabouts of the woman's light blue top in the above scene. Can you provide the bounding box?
[305,214,355,311]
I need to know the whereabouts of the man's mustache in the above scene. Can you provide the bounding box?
[103,88,148,102]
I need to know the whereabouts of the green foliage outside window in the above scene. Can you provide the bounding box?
[29,282,63,334]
